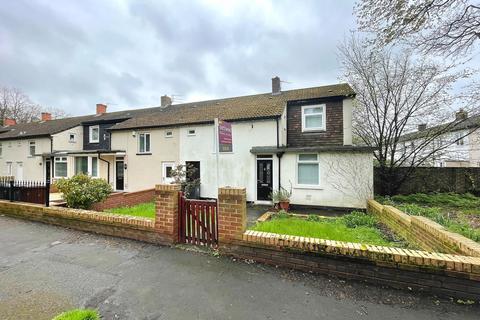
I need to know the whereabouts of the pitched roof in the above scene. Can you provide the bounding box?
[0,106,163,140]
[110,83,354,131]
[399,114,480,142]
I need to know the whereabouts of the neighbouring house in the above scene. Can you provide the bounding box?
[0,105,161,187]
[109,78,374,208]
[0,78,374,209]
[398,110,480,167]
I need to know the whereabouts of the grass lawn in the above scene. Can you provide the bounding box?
[378,193,480,243]
[250,212,403,247]
[52,309,99,320]
[104,201,155,219]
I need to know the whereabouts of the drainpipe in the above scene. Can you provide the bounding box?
[275,117,283,189]
[98,152,110,184]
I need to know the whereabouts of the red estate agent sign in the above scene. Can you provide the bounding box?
[218,120,232,152]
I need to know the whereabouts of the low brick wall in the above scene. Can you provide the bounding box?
[0,200,171,245]
[367,199,480,257]
[91,188,155,211]
[220,231,480,300]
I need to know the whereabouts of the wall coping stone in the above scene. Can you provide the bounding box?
[155,184,181,192]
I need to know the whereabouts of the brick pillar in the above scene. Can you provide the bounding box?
[155,184,181,244]
[218,187,247,244]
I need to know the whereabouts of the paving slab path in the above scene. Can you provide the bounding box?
[0,215,478,320]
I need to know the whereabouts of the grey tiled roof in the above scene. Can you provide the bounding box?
[110,83,355,130]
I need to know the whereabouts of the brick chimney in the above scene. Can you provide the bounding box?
[161,95,172,107]
[272,76,281,95]
[4,118,16,126]
[41,112,52,121]
[96,103,107,114]
[455,109,468,121]
[418,124,427,131]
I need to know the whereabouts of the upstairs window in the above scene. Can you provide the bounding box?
[456,132,465,145]
[89,125,99,143]
[165,130,173,138]
[29,141,36,156]
[297,154,320,186]
[138,133,151,153]
[69,133,76,143]
[302,105,325,132]
[187,129,196,136]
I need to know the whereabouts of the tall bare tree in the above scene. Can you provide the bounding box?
[356,0,480,58]
[0,86,66,124]
[339,36,477,195]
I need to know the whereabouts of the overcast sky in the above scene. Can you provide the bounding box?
[0,0,356,115]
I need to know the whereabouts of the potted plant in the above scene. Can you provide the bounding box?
[271,187,292,211]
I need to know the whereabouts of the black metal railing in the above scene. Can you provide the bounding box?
[0,179,50,207]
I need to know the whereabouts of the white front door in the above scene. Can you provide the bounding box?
[16,162,23,180]
[162,162,175,184]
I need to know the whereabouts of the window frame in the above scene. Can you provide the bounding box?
[187,129,196,136]
[165,130,173,138]
[138,133,151,154]
[301,104,326,132]
[6,161,12,175]
[89,125,100,143]
[296,153,321,188]
[69,133,77,143]
[74,156,99,177]
[54,157,68,178]
[28,141,36,157]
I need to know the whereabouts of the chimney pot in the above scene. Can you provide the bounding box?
[4,118,16,126]
[96,103,107,115]
[161,95,172,107]
[455,109,468,121]
[418,124,427,131]
[272,76,281,95]
[41,112,52,121]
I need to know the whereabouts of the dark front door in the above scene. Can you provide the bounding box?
[257,159,273,201]
[45,159,51,183]
[115,160,124,191]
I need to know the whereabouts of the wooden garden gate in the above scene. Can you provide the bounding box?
[178,192,218,247]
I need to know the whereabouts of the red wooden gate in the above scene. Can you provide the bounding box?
[178,192,218,247]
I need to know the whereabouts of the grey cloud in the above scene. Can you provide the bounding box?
[0,0,357,115]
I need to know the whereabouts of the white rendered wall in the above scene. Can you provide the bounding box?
[280,152,373,208]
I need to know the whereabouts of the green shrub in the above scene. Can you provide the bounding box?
[55,174,112,209]
[274,210,289,219]
[52,309,99,320]
[342,211,377,228]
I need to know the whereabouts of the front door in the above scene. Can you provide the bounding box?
[162,162,175,184]
[16,162,23,180]
[257,159,273,201]
[115,160,124,191]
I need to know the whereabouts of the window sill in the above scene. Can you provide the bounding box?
[136,152,152,156]
[301,129,326,133]
[293,185,323,190]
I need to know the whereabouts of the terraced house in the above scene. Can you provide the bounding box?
[0,78,374,209]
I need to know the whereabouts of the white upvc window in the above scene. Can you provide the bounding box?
[54,157,68,178]
[74,156,99,177]
[302,104,326,132]
[69,133,76,143]
[29,141,36,157]
[138,133,151,153]
[89,125,100,143]
[165,130,173,138]
[6,161,12,175]
[297,154,320,186]
[187,129,196,136]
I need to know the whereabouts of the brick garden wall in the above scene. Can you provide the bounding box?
[91,188,155,211]
[367,199,480,257]
[0,199,171,245]
[222,233,480,300]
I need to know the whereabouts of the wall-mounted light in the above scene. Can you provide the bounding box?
[132,131,136,137]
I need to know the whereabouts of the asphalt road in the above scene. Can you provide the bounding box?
[0,215,478,320]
